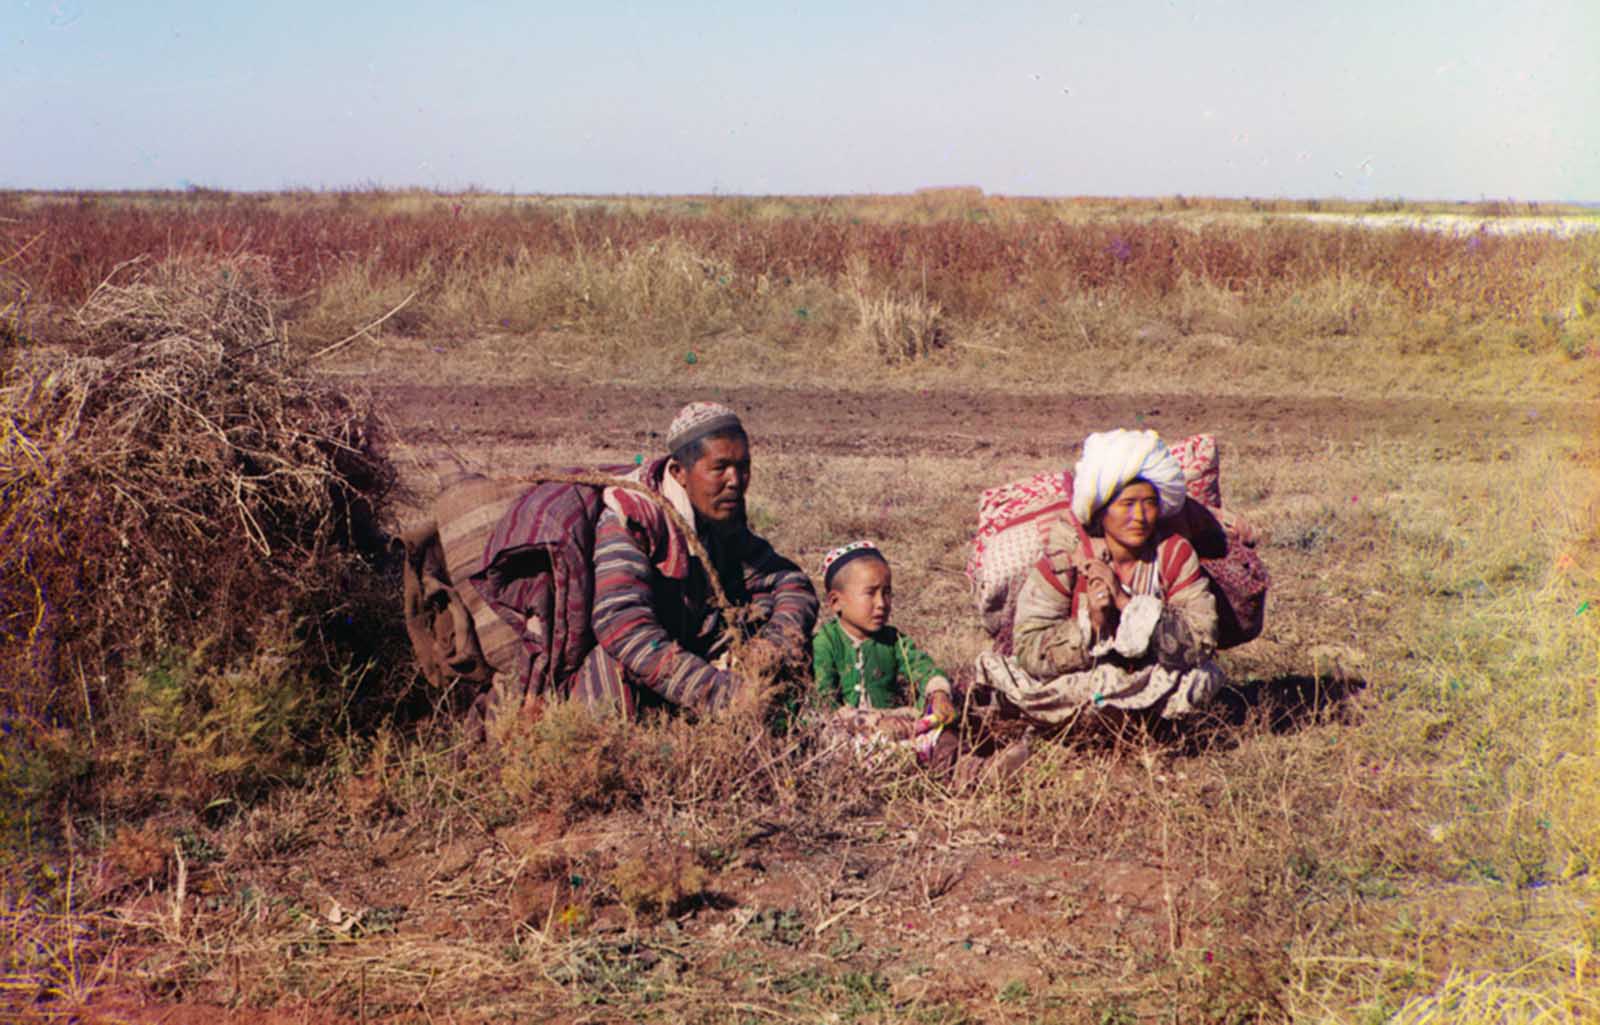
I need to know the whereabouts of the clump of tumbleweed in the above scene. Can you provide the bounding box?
[1,255,398,810]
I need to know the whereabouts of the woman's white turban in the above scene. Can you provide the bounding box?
[1071,429,1187,525]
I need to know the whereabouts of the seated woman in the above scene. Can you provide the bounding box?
[976,429,1224,722]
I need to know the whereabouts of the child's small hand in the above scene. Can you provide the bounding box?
[928,691,956,726]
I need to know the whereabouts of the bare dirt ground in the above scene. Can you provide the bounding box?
[375,379,1571,463]
[58,377,1596,1025]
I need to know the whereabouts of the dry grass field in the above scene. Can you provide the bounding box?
[2,190,1598,1024]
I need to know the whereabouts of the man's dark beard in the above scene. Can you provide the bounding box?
[701,500,746,536]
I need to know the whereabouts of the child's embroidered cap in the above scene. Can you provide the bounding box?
[666,401,743,454]
[821,540,884,589]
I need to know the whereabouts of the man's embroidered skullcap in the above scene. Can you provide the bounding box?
[666,401,744,454]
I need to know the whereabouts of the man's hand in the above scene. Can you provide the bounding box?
[928,691,957,726]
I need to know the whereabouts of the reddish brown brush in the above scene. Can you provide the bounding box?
[0,193,1582,334]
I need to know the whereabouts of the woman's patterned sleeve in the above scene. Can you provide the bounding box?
[1156,536,1218,664]
[1012,553,1093,679]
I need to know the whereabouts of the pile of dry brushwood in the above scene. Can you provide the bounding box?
[0,256,396,736]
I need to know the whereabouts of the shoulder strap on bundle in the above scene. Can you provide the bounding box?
[1035,555,1073,598]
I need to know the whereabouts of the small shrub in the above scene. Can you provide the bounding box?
[104,822,169,884]
[493,701,650,823]
[106,626,339,808]
[0,256,397,819]
[1277,520,1338,552]
[609,846,711,922]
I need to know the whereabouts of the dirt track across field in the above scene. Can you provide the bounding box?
[375,381,1587,463]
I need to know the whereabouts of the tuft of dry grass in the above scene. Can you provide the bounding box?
[844,254,948,363]
[492,701,652,825]
[1388,967,1599,1025]
[75,253,280,347]
[0,870,112,1014]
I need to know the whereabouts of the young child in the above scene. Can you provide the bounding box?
[812,541,957,757]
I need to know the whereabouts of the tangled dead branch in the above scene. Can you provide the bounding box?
[75,254,281,349]
[1,256,395,735]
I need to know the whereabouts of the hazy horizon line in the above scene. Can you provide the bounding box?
[5,185,1596,208]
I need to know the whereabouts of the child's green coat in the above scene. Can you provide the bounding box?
[811,619,945,709]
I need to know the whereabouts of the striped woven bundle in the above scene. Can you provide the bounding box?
[401,474,527,691]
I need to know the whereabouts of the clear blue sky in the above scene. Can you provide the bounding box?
[6,0,1594,200]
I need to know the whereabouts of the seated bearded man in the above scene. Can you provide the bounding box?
[976,429,1224,722]
[572,402,819,715]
